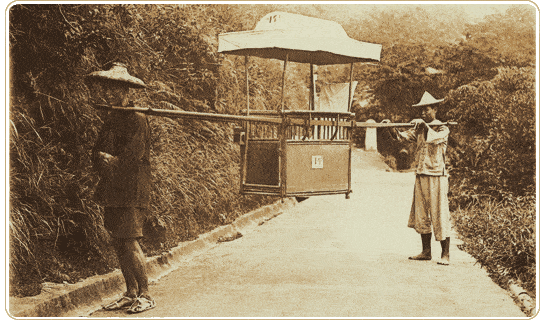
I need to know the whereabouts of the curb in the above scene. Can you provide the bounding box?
[8,198,297,318]
[453,235,535,317]
[508,281,536,317]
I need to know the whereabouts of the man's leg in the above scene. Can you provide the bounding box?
[113,239,139,298]
[433,175,451,265]
[438,237,450,265]
[123,239,157,313]
[409,233,432,260]
[123,238,151,298]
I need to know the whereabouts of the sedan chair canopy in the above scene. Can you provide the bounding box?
[218,11,382,65]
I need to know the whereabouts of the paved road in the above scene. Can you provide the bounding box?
[91,149,525,317]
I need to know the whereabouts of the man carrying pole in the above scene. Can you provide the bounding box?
[383,91,451,266]
[87,62,156,313]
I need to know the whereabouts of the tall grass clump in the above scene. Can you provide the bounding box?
[452,197,536,294]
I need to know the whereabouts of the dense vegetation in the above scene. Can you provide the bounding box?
[9,4,276,297]
[9,4,536,298]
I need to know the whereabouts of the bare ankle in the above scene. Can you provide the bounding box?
[138,290,151,298]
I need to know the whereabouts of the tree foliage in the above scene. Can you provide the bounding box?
[446,66,535,204]
[464,6,536,67]
[348,5,535,204]
[346,5,468,47]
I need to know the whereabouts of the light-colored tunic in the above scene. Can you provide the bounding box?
[396,120,449,176]
[396,120,451,240]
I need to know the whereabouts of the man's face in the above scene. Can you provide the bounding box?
[421,106,437,122]
[102,81,129,106]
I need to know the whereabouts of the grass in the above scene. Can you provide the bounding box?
[9,91,274,298]
[452,197,536,295]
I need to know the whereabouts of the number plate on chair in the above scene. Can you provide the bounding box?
[312,155,323,169]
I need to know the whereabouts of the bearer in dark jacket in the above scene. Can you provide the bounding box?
[87,63,155,313]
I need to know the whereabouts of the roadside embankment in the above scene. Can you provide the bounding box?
[8,197,297,318]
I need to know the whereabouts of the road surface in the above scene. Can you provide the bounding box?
[90,149,525,317]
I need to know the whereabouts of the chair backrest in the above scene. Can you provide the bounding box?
[316,82,357,112]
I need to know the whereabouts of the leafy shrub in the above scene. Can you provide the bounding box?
[446,66,535,206]
[464,6,536,67]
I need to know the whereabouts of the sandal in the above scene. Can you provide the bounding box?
[127,295,156,313]
[103,295,135,310]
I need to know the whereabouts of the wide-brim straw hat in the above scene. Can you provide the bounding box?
[86,63,146,88]
[412,91,444,107]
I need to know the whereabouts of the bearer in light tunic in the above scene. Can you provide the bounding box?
[383,91,451,265]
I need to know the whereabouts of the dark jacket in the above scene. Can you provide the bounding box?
[92,106,151,207]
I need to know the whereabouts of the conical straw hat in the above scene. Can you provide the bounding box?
[412,91,444,107]
[86,63,146,88]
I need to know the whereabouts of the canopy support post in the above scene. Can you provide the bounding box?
[310,63,315,111]
[245,56,250,115]
[347,62,354,112]
[240,55,250,194]
[280,53,289,112]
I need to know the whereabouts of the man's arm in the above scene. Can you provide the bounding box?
[91,121,114,173]
[115,113,149,168]
[92,114,149,173]
[381,119,417,142]
[425,123,450,144]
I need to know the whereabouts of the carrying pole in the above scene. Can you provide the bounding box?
[92,104,457,129]
[355,121,457,128]
[91,104,282,124]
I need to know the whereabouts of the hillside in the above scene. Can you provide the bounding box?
[8,3,536,297]
[8,4,272,297]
